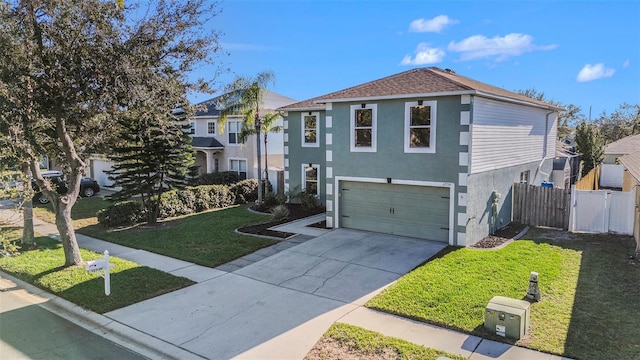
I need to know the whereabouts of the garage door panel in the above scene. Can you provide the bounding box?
[339,181,450,242]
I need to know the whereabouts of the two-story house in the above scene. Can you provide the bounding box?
[279,67,560,246]
[89,90,296,190]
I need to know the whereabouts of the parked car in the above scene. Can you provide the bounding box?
[33,170,100,204]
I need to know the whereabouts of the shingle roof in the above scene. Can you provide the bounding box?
[195,90,297,116]
[604,134,640,155]
[191,137,224,149]
[619,151,640,183]
[279,67,561,110]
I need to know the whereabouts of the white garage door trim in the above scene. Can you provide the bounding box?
[333,176,455,245]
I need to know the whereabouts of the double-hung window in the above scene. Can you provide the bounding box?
[228,121,241,144]
[189,121,196,134]
[230,159,247,179]
[350,104,377,152]
[207,121,216,134]
[302,164,320,197]
[404,101,436,153]
[302,112,319,147]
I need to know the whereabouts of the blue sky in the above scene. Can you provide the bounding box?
[189,0,640,119]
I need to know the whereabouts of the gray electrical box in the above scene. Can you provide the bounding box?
[484,296,531,339]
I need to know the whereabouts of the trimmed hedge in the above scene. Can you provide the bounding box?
[195,171,240,186]
[96,201,145,228]
[229,179,259,204]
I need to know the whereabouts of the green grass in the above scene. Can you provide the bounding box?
[308,323,466,360]
[0,237,194,313]
[367,229,640,360]
[34,197,278,267]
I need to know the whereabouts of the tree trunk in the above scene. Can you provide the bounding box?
[21,163,34,245]
[255,114,263,204]
[264,133,269,182]
[53,198,83,266]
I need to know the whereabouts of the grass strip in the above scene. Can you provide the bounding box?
[0,236,194,313]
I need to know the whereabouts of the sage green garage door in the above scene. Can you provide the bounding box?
[339,181,450,242]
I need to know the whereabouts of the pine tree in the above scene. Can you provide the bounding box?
[107,114,197,225]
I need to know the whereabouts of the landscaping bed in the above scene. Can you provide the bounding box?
[471,222,527,249]
[237,203,324,238]
[366,228,640,359]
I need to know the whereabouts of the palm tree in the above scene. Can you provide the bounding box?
[218,71,275,204]
[240,111,284,189]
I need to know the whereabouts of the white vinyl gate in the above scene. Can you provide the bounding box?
[569,187,635,235]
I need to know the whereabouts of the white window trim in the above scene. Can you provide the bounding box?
[229,158,248,179]
[207,121,216,134]
[301,112,320,148]
[302,163,321,197]
[228,120,242,146]
[350,104,377,152]
[404,100,437,154]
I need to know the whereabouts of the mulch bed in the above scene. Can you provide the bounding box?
[236,203,324,239]
[471,222,528,249]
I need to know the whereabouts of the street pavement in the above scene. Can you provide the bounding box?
[0,277,145,360]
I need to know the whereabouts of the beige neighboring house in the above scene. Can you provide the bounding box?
[88,90,297,191]
[603,133,640,164]
[189,91,296,187]
[618,151,640,248]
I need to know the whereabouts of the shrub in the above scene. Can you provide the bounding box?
[269,204,290,222]
[205,185,235,209]
[195,171,240,186]
[97,201,145,228]
[230,179,259,204]
[158,185,235,219]
[159,190,193,219]
[300,191,324,211]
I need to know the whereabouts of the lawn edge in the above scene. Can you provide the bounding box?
[0,270,205,360]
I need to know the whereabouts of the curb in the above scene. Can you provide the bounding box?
[0,270,206,360]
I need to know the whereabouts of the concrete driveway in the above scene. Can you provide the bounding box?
[105,229,447,359]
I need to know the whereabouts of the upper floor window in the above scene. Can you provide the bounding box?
[519,170,530,184]
[302,112,319,147]
[350,104,377,152]
[207,121,216,134]
[302,164,320,197]
[228,121,241,144]
[404,100,436,153]
[189,121,196,134]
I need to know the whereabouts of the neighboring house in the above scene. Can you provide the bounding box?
[279,67,561,246]
[88,90,296,189]
[603,133,640,164]
[599,134,640,188]
[618,151,640,249]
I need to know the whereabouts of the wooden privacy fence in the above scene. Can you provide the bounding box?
[575,164,600,190]
[512,183,571,230]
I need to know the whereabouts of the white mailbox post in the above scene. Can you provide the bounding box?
[85,250,115,296]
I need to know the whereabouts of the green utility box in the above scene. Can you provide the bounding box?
[484,296,531,339]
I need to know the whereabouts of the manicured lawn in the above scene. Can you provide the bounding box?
[305,323,466,360]
[367,228,640,360]
[0,236,194,313]
[34,198,278,267]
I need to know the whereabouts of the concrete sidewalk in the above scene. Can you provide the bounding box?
[0,203,571,360]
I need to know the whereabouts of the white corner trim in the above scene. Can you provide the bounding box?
[458,192,467,207]
[459,152,469,166]
[459,132,469,146]
[326,150,333,162]
[461,94,471,104]
[326,116,332,128]
[460,111,470,126]
[458,173,468,187]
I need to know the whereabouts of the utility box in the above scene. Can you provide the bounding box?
[484,296,531,339]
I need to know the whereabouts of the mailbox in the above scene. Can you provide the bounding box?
[484,296,530,339]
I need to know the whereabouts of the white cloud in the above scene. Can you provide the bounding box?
[409,15,458,33]
[576,63,616,82]
[447,33,557,61]
[400,43,446,65]
[623,59,630,68]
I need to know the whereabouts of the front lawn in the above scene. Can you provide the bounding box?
[367,228,640,360]
[35,198,278,267]
[0,237,194,313]
[304,323,465,360]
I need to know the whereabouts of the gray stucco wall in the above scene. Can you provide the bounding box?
[464,158,553,245]
[283,111,327,204]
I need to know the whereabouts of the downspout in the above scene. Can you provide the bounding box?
[535,110,557,183]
